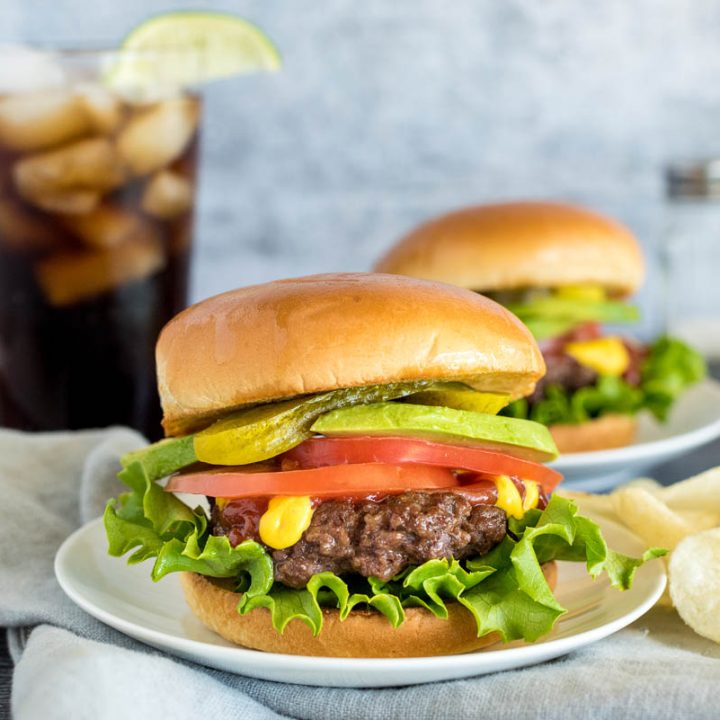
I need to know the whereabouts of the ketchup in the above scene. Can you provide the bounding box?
[211,497,268,547]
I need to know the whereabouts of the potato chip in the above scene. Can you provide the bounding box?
[611,487,693,551]
[675,510,720,531]
[560,490,617,521]
[621,477,662,494]
[657,467,720,513]
[564,468,720,634]
[669,528,720,643]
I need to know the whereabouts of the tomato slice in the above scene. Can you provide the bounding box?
[166,463,459,499]
[281,437,562,493]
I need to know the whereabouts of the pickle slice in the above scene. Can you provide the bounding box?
[311,403,559,462]
[404,382,510,414]
[121,380,523,478]
[193,381,433,466]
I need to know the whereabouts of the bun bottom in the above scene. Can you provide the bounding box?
[550,414,637,454]
[181,562,557,658]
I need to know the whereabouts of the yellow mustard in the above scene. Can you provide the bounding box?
[522,480,540,512]
[565,336,630,376]
[259,496,315,549]
[554,284,606,302]
[493,475,525,519]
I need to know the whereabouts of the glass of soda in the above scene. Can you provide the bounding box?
[0,48,200,440]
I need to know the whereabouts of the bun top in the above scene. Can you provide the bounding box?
[157,273,545,436]
[375,201,645,295]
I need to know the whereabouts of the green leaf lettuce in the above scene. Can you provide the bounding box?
[641,336,707,421]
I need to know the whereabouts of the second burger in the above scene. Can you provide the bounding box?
[375,202,705,452]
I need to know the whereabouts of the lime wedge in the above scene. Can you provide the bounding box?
[107,11,280,91]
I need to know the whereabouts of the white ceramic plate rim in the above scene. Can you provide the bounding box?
[55,516,666,683]
[551,378,720,469]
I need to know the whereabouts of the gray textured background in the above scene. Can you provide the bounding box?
[4,0,720,337]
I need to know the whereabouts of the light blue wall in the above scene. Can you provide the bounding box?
[4,1,720,338]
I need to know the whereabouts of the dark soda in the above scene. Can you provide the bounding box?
[0,89,200,440]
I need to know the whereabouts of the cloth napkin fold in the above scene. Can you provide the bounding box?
[1,428,719,720]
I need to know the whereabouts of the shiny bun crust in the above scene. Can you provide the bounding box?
[375,202,645,295]
[182,563,558,657]
[550,414,637,453]
[157,273,545,435]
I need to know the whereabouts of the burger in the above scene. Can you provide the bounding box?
[375,202,706,453]
[105,273,659,657]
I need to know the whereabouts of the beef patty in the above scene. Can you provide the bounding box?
[212,492,507,588]
[528,352,598,403]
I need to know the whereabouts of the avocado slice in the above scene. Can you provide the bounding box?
[311,402,559,462]
[521,317,579,341]
[507,297,639,325]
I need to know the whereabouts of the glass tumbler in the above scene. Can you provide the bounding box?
[0,48,200,440]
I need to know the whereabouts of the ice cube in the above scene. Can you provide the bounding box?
[0,198,64,251]
[0,89,92,152]
[13,137,126,213]
[35,231,165,306]
[0,46,66,94]
[63,202,152,249]
[141,170,193,219]
[117,97,200,175]
[27,190,100,216]
[76,84,123,135]
[112,83,183,106]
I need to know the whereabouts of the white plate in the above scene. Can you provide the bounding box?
[551,379,720,492]
[54,515,665,688]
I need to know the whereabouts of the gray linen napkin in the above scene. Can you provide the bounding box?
[1,428,719,720]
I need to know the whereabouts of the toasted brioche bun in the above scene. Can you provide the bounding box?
[182,562,557,657]
[550,414,637,454]
[157,273,545,435]
[375,202,645,296]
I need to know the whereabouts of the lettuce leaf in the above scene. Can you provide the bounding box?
[457,499,665,642]
[238,573,407,635]
[641,336,706,421]
[120,436,196,483]
[504,376,644,426]
[105,466,663,643]
[104,461,273,595]
[503,335,706,425]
